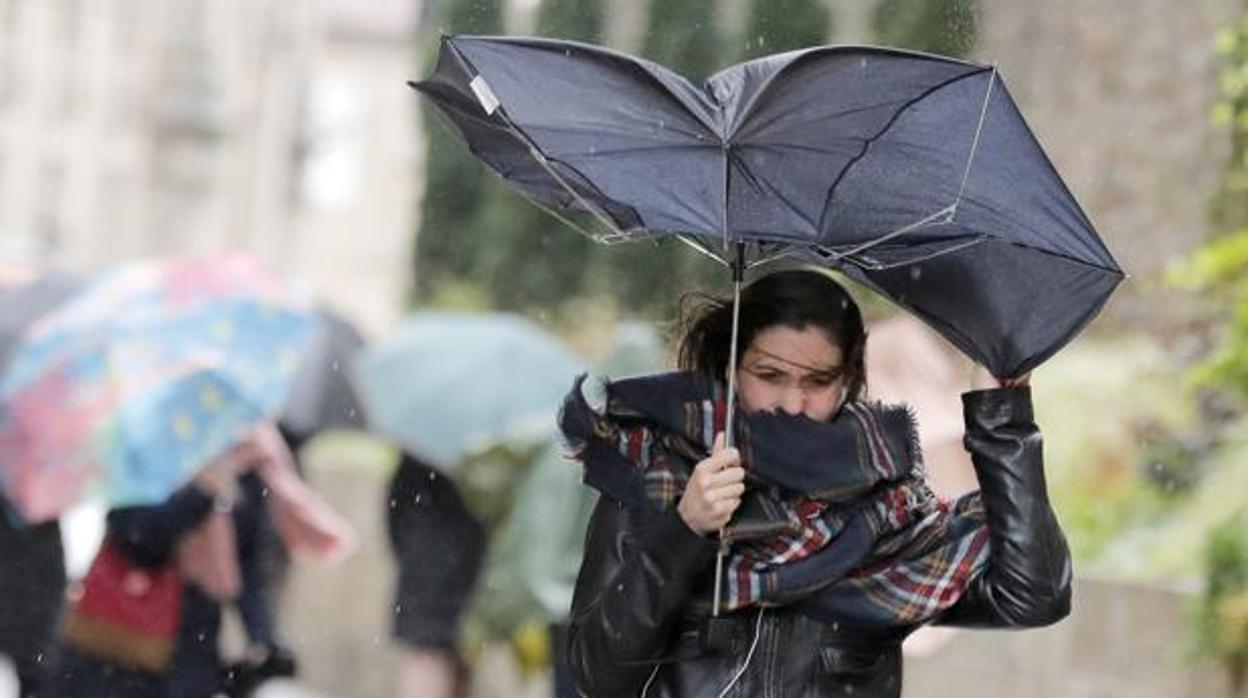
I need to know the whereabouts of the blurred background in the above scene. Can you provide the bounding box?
[2,0,1248,697]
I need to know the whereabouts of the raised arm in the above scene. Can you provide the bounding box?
[936,385,1073,628]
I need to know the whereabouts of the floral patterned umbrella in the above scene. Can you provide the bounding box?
[0,255,316,523]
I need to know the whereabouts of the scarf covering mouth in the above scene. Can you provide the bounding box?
[559,371,991,629]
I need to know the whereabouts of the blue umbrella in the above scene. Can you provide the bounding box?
[0,256,316,521]
[354,312,586,471]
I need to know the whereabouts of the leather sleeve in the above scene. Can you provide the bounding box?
[566,498,719,697]
[936,386,1073,628]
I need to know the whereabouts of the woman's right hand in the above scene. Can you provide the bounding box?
[677,432,745,536]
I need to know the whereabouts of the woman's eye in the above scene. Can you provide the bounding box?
[749,369,784,383]
[804,373,841,388]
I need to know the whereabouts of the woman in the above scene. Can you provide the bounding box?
[561,270,1071,697]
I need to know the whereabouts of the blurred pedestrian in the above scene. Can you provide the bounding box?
[0,495,66,698]
[387,452,486,698]
[47,423,353,698]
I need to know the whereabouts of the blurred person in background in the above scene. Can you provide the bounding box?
[47,422,353,698]
[0,261,83,698]
[386,451,486,698]
[0,494,66,698]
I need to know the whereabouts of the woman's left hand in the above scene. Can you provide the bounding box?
[972,365,1031,390]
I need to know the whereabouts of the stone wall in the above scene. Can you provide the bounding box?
[903,578,1232,698]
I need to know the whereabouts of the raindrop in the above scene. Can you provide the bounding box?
[831,622,839,632]
[414,494,422,505]
[348,408,357,418]
[389,497,397,509]
[909,266,923,281]
[845,686,855,695]
[394,603,402,614]
[331,360,339,371]
[616,583,625,593]
[428,471,437,481]
[758,36,766,48]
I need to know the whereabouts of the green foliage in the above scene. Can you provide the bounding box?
[1171,11,1248,404]
[412,0,504,302]
[642,0,718,80]
[1189,515,1248,693]
[739,0,830,61]
[535,0,604,42]
[871,0,978,57]
[1211,13,1248,230]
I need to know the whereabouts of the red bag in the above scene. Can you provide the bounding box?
[61,537,183,673]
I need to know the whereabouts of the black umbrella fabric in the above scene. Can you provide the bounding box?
[412,35,1123,378]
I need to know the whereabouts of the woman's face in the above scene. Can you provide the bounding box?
[736,325,847,422]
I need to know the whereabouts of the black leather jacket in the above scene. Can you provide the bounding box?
[567,387,1072,697]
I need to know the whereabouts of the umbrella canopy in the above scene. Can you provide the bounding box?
[0,256,316,522]
[0,271,85,371]
[279,310,367,442]
[353,312,586,471]
[413,35,1124,378]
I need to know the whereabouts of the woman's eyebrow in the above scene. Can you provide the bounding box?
[752,346,842,375]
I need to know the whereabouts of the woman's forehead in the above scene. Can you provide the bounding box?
[746,326,843,372]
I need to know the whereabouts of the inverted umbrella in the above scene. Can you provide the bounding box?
[412,35,1123,381]
[353,312,586,471]
[0,256,316,522]
[413,34,1124,613]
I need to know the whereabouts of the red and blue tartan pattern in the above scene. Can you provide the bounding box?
[597,397,990,627]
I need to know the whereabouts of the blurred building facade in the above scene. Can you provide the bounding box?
[0,0,420,336]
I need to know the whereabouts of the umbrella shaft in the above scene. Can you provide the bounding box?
[715,241,745,618]
[723,241,745,449]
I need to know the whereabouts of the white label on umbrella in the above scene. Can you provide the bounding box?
[470,76,500,115]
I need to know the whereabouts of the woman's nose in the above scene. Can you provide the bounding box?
[779,388,805,416]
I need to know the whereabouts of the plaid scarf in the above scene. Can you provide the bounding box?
[560,372,991,630]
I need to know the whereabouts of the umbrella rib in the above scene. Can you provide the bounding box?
[952,67,997,215]
[817,205,956,263]
[675,234,730,266]
[816,68,994,236]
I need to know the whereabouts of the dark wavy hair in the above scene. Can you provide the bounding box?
[676,269,867,401]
